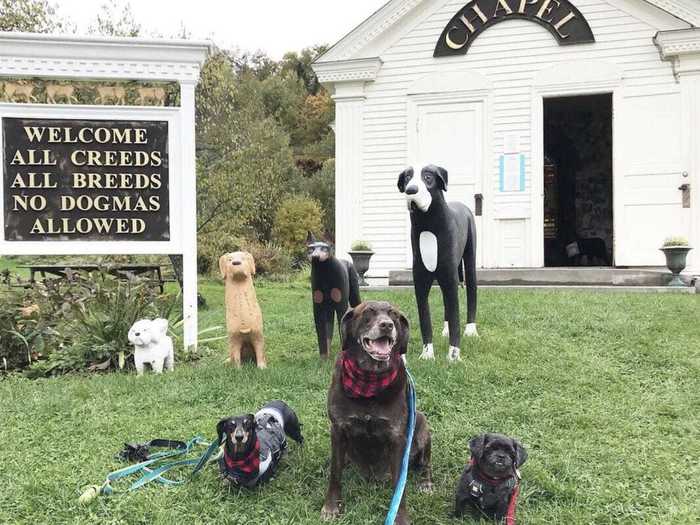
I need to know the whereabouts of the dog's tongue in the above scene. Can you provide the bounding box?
[367,338,392,359]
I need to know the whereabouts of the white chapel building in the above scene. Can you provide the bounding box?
[313,0,700,278]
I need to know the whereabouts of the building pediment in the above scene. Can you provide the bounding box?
[315,0,696,70]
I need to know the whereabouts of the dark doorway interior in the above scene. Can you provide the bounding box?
[543,94,613,267]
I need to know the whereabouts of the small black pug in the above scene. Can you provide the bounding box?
[454,433,528,521]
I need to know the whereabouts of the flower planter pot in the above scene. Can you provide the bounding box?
[348,250,374,287]
[660,246,693,287]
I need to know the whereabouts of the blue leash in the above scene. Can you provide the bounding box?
[385,370,417,525]
[79,436,221,504]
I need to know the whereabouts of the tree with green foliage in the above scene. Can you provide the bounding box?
[273,195,324,261]
[295,159,335,237]
[196,50,299,267]
[281,46,329,95]
[88,0,140,37]
[0,0,65,32]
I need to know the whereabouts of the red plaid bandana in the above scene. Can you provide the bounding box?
[223,438,260,480]
[340,351,401,399]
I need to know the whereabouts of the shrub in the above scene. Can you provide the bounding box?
[0,287,63,372]
[295,158,335,237]
[197,233,246,275]
[272,195,323,261]
[197,234,293,277]
[350,240,373,251]
[0,267,230,377]
[242,239,293,276]
[26,271,173,377]
[662,236,689,247]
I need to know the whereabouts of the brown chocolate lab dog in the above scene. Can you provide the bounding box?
[321,301,433,525]
[220,251,266,369]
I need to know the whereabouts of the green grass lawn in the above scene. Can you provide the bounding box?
[1,280,699,524]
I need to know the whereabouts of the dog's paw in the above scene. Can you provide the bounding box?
[321,502,342,521]
[464,323,479,337]
[441,321,449,338]
[447,346,461,362]
[419,344,435,360]
[257,362,267,370]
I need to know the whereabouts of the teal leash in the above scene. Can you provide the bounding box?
[385,369,417,525]
[80,436,221,504]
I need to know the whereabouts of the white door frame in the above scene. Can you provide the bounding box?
[406,91,493,268]
[531,79,622,268]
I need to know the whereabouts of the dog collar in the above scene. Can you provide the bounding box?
[469,456,519,487]
[340,352,401,399]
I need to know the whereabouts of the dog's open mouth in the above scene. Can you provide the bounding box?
[362,335,395,361]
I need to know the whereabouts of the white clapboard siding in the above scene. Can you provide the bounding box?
[355,0,682,276]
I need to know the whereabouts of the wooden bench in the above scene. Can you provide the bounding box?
[18,264,174,294]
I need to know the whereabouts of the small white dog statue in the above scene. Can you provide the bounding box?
[127,318,174,375]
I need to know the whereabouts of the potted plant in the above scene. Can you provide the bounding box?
[348,240,374,287]
[660,236,693,287]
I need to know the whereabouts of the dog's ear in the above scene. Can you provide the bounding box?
[340,306,356,348]
[397,167,413,193]
[306,231,316,244]
[152,318,168,342]
[395,310,410,355]
[512,438,528,467]
[469,434,486,460]
[247,414,257,430]
[216,418,229,445]
[218,254,228,279]
[245,252,256,276]
[435,165,448,191]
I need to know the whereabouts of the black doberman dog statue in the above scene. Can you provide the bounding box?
[397,165,478,362]
[307,232,361,358]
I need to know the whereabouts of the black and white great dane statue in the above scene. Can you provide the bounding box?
[398,165,478,362]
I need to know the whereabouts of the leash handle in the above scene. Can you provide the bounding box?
[78,485,102,505]
[384,370,417,525]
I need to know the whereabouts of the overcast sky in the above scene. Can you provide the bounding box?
[54,0,388,58]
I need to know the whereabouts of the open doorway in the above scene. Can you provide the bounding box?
[543,94,613,267]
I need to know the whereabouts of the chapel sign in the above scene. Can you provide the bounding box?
[3,117,169,242]
[434,0,595,57]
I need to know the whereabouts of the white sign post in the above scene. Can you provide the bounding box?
[0,33,209,350]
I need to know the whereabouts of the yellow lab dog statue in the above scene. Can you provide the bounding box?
[219,251,267,369]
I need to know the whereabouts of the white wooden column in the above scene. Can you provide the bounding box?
[681,69,700,273]
[656,29,700,274]
[312,57,382,259]
[663,36,700,274]
[332,82,366,259]
[180,80,199,349]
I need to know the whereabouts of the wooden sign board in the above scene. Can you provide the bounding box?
[3,117,170,242]
[0,104,182,256]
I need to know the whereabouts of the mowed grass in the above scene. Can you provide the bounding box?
[1,280,699,524]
